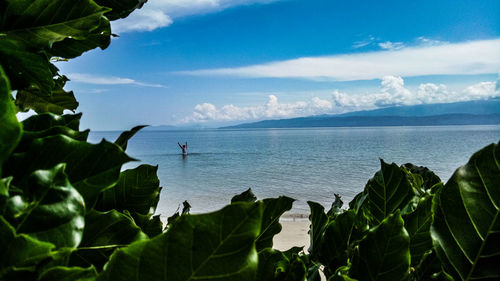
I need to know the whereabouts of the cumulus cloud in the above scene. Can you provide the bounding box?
[331,76,499,110]
[67,73,166,88]
[182,76,499,123]
[183,95,332,123]
[179,38,500,81]
[112,0,279,33]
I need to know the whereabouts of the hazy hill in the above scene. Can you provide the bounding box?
[221,99,500,129]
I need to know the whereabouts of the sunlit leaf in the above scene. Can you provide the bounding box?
[0,65,21,171]
[0,0,110,51]
[5,135,134,206]
[361,159,415,225]
[38,266,97,281]
[97,202,263,281]
[350,212,410,281]
[431,141,500,281]
[5,164,85,248]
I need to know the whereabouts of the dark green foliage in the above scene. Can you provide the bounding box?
[0,65,21,171]
[431,141,500,281]
[1,0,499,280]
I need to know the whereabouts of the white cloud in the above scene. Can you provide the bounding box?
[112,0,279,33]
[178,38,500,81]
[183,95,332,123]
[331,75,499,110]
[112,9,173,32]
[352,35,376,48]
[67,73,166,88]
[378,41,405,50]
[182,75,499,124]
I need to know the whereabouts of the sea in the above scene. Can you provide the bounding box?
[88,125,500,217]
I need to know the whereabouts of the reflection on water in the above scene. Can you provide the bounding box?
[89,125,500,216]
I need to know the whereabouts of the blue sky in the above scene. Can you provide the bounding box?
[54,0,500,130]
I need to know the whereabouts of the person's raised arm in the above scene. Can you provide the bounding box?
[185,142,188,148]
[178,142,182,148]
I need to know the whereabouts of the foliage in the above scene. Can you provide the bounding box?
[0,0,499,280]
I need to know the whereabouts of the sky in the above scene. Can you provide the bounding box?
[53,0,500,130]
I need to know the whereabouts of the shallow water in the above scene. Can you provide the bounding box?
[89,125,500,216]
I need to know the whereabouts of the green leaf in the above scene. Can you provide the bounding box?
[256,196,294,251]
[350,212,411,281]
[16,126,89,153]
[403,163,442,192]
[5,135,134,206]
[114,125,148,151]
[15,75,78,114]
[361,159,415,225]
[97,202,263,281]
[231,188,257,203]
[1,0,110,52]
[403,193,434,266]
[22,113,82,132]
[431,141,500,281]
[307,201,328,260]
[6,164,85,248]
[256,248,307,281]
[70,209,147,270]
[50,18,111,59]
[131,213,163,238]
[0,216,54,278]
[38,266,97,281]
[96,164,161,215]
[94,0,147,21]
[0,65,21,171]
[0,39,54,95]
[320,210,357,275]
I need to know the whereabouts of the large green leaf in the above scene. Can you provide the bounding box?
[0,65,21,171]
[16,126,89,153]
[15,75,78,114]
[0,39,54,95]
[350,212,410,281]
[96,164,160,215]
[0,0,110,52]
[320,210,357,276]
[94,0,147,21]
[403,193,434,266]
[256,196,294,251]
[307,201,328,260]
[70,210,147,270]
[0,216,54,279]
[50,18,111,59]
[361,159,415,225]
[5,164,85,248]
[97,202,263,281]
[114,125,148,151]
[431,141,500,281]
[22,113,82,132]
[5,135,134,206]
[38,266,97,281]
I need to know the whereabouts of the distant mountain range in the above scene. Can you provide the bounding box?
[221,99,500,129]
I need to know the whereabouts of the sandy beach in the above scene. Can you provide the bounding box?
[273,219,310,251]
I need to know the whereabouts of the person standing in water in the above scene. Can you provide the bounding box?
[178,142,188,155]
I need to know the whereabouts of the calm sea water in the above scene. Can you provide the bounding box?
[89,125,500,216]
